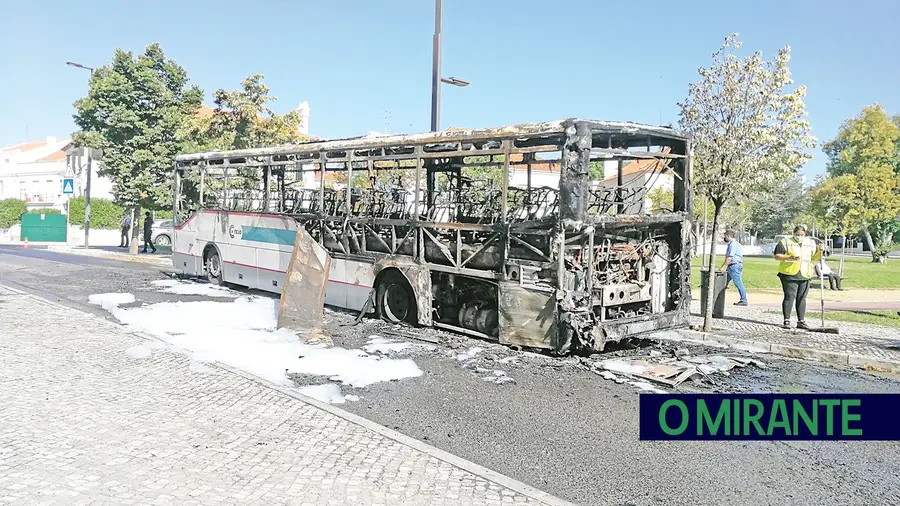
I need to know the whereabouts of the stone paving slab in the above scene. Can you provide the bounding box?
[684,301,900,373]
[0,286,573,506]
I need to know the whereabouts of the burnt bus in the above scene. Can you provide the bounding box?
[173,119,692,353]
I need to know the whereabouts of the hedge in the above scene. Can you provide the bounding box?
[67,197,124,230]
[0,199,27,228]
[24,208,61,215]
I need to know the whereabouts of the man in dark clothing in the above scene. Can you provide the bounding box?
[142,212,157,253]
[119,214,132,248]
[773,225,824,330]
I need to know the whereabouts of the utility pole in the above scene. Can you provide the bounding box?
[84,154,92,249]
[66,61,95,248]
[429,0,469,132]
[430,0,442,132]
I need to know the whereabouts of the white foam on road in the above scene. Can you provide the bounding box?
[363,337,414,355]
[89,293,423,390]
[88,293,135,311]
[363,336,434,355]
[456,347,484,361]
[151,279,236,297]
[298,383,351,404]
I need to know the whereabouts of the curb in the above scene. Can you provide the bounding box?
[678,329,900,374]
[0,284,578,506]
[46,245,172,267]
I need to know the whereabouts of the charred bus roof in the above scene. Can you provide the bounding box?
[174,119,689,165]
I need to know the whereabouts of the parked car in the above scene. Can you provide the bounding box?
[151,219,173,246]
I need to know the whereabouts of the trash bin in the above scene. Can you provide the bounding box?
[699,269,727,319]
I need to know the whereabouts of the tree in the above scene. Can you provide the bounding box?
[73,43,202,254]
[180,74,310,211]
[678,34,815,331]
[821,105,900,262]
[647,187,713,222]
[744,177,808,240]
[181,73,307,152]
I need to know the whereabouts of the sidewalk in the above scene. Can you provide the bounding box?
[690,287,900,306]
[681,300,900,374]
[0,286,571,506]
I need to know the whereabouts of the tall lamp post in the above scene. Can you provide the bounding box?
[66,61,95,249]
[430,0,469,132]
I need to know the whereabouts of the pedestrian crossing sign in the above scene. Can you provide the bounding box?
[62,178,74,195]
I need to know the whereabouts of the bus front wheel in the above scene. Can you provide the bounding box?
[206,250,223,285]
[376,271,417,325]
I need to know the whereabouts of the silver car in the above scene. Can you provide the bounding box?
[151,219,173,246]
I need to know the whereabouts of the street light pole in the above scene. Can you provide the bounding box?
[430,0,442,132]
[429,1,470,133]
[66,62,94,248]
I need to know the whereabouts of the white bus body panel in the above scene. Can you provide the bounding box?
[173,210,374,311]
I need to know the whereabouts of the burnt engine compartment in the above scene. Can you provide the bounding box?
[561,223,685,322]
[431,273,500,338]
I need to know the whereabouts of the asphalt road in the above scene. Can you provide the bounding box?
[3,245,900,506]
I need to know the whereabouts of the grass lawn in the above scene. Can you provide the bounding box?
[766,309,900,328]
[691,255,900,290]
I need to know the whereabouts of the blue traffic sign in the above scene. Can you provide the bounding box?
[62,178,74,195]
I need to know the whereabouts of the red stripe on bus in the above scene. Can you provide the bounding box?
[225,260,286,274]
[329,279,373,289]
[225,260,372,288]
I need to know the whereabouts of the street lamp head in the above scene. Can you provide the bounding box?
[441,77,470,87]
[66,61,94,72]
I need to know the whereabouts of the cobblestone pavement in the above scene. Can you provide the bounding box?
[0,286,569,506]
[689,301,900,367]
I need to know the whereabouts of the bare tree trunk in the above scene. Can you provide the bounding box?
[129,206,140,255]
[862,226,880,263]
[702,203,722,332]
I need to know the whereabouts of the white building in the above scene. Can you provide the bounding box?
[0,137,114,212]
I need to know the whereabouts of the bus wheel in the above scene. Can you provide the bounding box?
[376,271,417,325]
[206,250,224,285]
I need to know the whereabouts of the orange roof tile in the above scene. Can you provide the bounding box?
[2,141,46,153]
[36,150,68,162]
[602,147,673,181]
[510,161,559,173]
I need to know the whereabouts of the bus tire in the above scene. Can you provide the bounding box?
[205,249,224,286]
[376,270,417,325]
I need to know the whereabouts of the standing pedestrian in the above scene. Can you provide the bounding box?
[719,230,747,306]
[773,225,824,330]
[142,211,157,254]
[119,213,132,248]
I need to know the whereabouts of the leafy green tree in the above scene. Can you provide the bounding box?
[679,34,816,331]
[646,187,712,222]
[72,43,202,253]
[821,105,900,262]
[744,177,808,240]
[181,73,307,152]
[180,74,310,210]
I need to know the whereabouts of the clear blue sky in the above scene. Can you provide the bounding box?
[1,0,897,178]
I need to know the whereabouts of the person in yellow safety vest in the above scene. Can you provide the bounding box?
[773,224,824,330]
